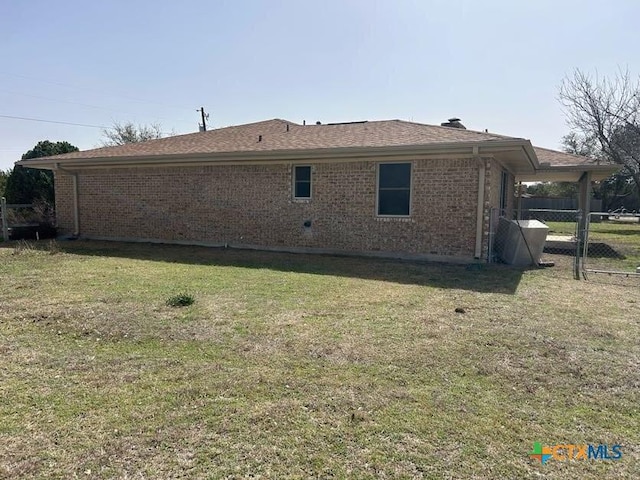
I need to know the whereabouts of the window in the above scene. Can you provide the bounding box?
[377,163,411,216]
[499,170,509,211]
[293,165,311,199]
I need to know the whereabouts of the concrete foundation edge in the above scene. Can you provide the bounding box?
[66,235,480,265]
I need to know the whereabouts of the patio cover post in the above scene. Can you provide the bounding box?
[516,182,523,220]
[575,171,592,279]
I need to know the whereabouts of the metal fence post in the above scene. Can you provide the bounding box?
[574,209,583,280]
[1,197,8,241]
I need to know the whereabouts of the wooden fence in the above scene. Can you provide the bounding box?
[521,197,602,212]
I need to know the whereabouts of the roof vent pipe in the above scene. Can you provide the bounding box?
[258,135,262,142]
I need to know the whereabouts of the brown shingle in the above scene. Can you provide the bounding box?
[24,118,520,162]
[533,146,606,167]
[22,117,597,168]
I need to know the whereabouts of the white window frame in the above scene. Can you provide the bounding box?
[376,162,412,217]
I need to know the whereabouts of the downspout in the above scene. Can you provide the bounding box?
[55,163,80,237]
[474,148,485,259]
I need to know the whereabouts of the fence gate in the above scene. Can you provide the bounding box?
[580,210,640,285]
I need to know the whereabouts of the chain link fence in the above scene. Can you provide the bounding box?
[581,210,640,285]
[489,207,640,286]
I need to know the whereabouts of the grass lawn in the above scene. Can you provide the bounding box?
[546,220,640,273]
[584,221,640,273]
[0,241,638,479]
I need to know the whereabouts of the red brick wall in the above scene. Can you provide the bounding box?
[54,157,490,260]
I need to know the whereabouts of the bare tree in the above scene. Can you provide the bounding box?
[559,69,640,199]
[101,122,165,146]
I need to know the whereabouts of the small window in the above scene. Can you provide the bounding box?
[378,163,411,216]
[500,170,509,211]
[293,166,311,199]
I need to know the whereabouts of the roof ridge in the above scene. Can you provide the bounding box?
[533,145,588,158]
[389,119,526,140]
[345,118,522,141]
[113,118,299,144]
[207,118,297,131]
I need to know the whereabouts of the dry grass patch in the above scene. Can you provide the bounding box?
[0,240,638,479]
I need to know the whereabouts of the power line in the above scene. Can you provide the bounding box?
[0,114,108,129]
[0,89,124,112]
[0,89,192,125]
[0,114,182,137]
[0,71,193,112]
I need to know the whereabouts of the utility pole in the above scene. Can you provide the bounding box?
[197,107,209,132]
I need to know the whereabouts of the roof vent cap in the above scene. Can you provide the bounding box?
[441,117,466,129]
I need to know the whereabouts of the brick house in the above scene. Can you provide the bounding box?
[18,118,617,262]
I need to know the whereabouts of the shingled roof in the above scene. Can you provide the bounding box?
[533,146,601,167]
[19,118,607,170]
[21,118,520,160]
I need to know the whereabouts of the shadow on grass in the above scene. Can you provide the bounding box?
[588,227,640,236]
[585,243,626,259]
[0,240,526,294]
[544,246,576,256]
[545,242,629,259]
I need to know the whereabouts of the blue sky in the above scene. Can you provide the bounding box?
[1,0,638,170]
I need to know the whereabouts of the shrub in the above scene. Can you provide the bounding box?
[166,293,195,307]
[12,239,36,255]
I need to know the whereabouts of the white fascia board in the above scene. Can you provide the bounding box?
[17,139,532,170]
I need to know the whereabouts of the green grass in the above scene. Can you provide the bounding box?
[544,220,579,236]
[0,241,638,479]
[546,220,640,272]
[585,221,640,271]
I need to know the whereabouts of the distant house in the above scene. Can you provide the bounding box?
[18,118,617,262]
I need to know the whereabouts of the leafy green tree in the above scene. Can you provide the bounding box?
[5,140,79,204]
[525,182,578,198]
[22,140,79,160]
[596,170,638,210]
[561,132,601,159]
[0,169,8,198]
